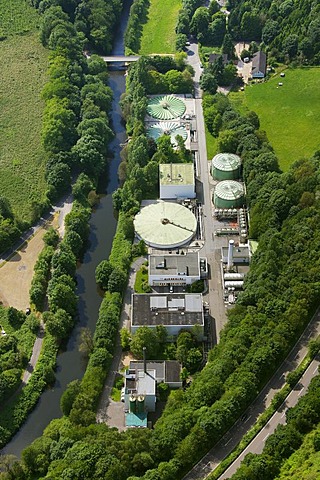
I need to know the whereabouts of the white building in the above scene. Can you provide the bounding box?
[159,163,196,199]
[149,252,202,286]
[131,293,204,337]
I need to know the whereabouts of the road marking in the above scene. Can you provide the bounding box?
[244,415,252,423]
[313,366,319,374]
[263,433,270,442]
[298,387,305,396]
[281,412,286,418]
[224,438,232,446]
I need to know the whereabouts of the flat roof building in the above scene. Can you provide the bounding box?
[221,245,250,265]
[149,251,200,286]
[159,163,196,200]
[131,293,204,337]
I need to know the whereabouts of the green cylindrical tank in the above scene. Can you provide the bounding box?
[211,153,241,180]
[213,180,245,208]
[129,395,136,413]
[137,395,145,413]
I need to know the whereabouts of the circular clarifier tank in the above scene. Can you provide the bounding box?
[147,122,188,145]
[134,201,197,249]
[146,95,186,120]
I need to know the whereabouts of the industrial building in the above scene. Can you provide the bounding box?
[221,240,250,267]
[124,359,182,427]
[213,180,245,209]
[149,251,204,286]
[211,153,241,180]
[134,201,197,249]
[159,163,196,200]
[131,293,204,337]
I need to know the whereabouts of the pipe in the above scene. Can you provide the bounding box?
[227,239,234,271]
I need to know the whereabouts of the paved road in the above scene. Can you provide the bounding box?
[219,357,320,479]
[183,308,320,480]
[186,41,227,341]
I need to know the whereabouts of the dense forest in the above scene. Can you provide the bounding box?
[177,0,320,65]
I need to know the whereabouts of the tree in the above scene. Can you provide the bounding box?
[130,327,159,359]
[120,328,131,350]
[95,260,113,290]
[43,227,59,247]
[79,327,94,357]
[176,33,187,52]
[107,267,127,293]
[283,34,299,59]
[200,72,218,94]
[60,379,81,415]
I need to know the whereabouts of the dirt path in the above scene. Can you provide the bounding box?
[0,194,72,311]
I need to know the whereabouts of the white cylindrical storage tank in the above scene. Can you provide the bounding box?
[211,153,241,180]
[213,181,245,209]
[134,201,197,249]
[224,281,244,289]
[224,273,245,280]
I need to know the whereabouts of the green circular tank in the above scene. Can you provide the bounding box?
[211,153,241,180]
[213,180,245,208]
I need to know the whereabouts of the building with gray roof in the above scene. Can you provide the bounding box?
[149,251,200,286]
[131,293,204,337]
[251,51,267,78]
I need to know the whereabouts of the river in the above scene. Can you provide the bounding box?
[1,1,131,457]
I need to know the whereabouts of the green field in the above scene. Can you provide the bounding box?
[139,0,182,54]
[0,31,48,223]
[205,124,218,160]
[0,0,41,36]
[238,68,320,171]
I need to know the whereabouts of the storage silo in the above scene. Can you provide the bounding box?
[211,153,241,180]
[129,396,136,413]
[213,181,245,209]
[137,395,145,414]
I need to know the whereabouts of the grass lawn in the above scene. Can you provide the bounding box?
[205,124,218,160]
[139,0,182,54]
[134,262,150,293]
[0,31,48,222]
[238,68,320,171]
[0,0,41,36]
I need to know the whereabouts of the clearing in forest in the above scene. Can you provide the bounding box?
[139,0,182,54]
[0,1,48,223]
[232,67,320,172]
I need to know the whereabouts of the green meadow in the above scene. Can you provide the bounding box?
[0,0,48,223]
[139,0,182,54]
[236,68,320,171]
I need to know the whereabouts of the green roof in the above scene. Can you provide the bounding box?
[215,181,244,200]
[212,153,241,171]
[160,163,194,186]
